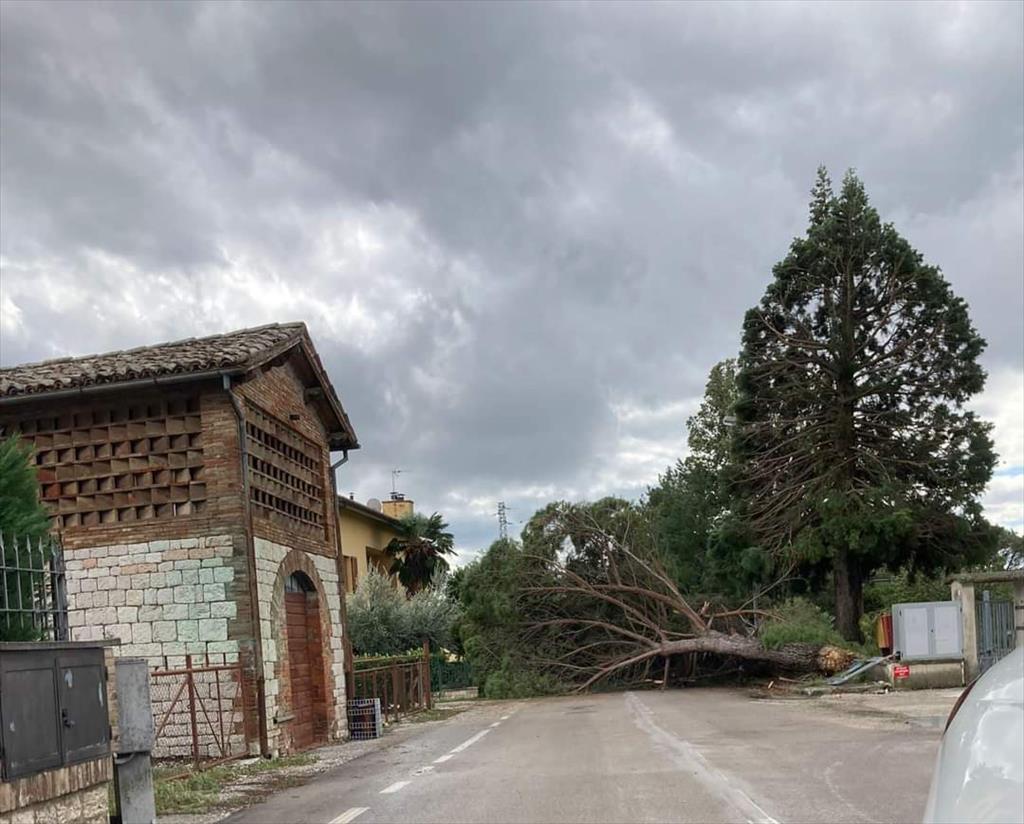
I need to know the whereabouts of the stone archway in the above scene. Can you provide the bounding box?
[268,550,335,752]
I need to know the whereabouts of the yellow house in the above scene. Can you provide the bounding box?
[337,493,414,593]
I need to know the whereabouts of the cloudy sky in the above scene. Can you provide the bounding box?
[1,1,1022,559]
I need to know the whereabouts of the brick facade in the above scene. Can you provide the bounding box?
[0,757,111,824]
[0,334,356,755]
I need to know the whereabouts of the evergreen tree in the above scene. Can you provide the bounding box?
[0,436,51,641]
[735,168,996,640]
[647,359,768,597]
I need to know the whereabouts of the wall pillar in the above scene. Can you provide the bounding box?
[951,580,978,682]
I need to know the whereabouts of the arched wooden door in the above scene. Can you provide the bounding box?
[284,572,327,750]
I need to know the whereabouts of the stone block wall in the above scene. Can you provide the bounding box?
[65,534,244,665]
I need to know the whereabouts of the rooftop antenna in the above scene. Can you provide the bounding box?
[391,468,403,497]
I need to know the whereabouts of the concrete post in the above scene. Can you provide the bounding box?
[951,580,979,682]
[1014,579,1024,651]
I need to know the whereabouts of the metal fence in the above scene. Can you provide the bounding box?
[431,657,474,693]
[0,534,68,642]
[150,653,257,766]
[977,590,1016,674]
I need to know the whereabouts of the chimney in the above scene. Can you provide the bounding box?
[381,491,414,520]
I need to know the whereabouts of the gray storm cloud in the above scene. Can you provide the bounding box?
[2,1,1022,555]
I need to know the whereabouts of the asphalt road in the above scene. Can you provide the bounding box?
[225,688,944,824]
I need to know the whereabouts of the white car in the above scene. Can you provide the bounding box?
[924,645,1024,823]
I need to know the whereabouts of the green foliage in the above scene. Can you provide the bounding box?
[0,436,49,541]
[995,527,1024,570]
[481,664,561,699]
[386,512,456,595]
[759,597,844,650]
[863,569,950,615]
[454,538,562,697]
[0,436,51,641]
[346,569,458,656]
[735,168,996,639]
[647,359,771,600]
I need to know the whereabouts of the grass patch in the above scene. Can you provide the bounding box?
[153,754,317,815]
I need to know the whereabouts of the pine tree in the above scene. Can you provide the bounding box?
[735,168,996,640]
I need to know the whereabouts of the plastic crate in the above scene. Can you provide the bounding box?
[347,697,383,740]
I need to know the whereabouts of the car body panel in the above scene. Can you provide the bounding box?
[924,646,1024,824]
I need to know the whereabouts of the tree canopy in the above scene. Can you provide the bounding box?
[385,511,456,594]
[735,168,997,639]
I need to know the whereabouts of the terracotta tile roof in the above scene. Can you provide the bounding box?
[0,323,305,398]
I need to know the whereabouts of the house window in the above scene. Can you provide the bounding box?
[344,556,359,594]
[245,403,325,534]
[5,396,206,529]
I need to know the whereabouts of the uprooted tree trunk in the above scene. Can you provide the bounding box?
[517,510,855,691]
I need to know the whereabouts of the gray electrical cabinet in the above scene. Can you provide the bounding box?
[892,601,964,662]
[0,643,110,780]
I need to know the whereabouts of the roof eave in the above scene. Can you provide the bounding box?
[0,368,245,406]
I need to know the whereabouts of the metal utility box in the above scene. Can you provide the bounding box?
[892,601,964,662]
[0,643,110,780]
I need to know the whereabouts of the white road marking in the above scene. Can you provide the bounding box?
[433,753,454,763]
[329,808,368,824]
[500,714,511,720]
[625,692,781,824]
[449,728,490,754]
[489,721,501,727]
[380,781,411,794]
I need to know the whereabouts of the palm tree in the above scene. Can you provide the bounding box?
[385,512,455,594]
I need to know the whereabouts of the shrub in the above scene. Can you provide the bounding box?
[347,569,458,656]
[481,659,561,699]
[759,597,844,649]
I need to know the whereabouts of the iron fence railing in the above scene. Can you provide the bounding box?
[430,656,474,693]
[0,534,68,642]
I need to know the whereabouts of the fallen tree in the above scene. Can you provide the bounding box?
[516,504,855,691]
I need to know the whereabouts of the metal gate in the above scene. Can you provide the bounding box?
[977,590,1016,674]
[150,653,257,766]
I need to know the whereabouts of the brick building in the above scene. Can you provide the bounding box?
[0,323,359,754]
